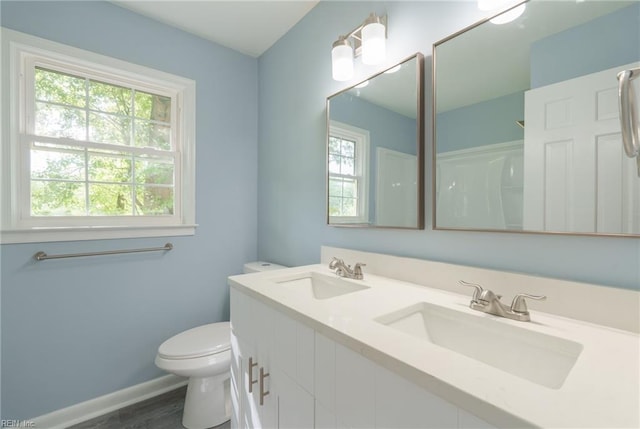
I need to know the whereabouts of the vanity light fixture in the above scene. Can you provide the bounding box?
[331,13,388,81]
[478,0,526,24]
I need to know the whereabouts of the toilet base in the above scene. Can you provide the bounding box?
[182,373,231,429]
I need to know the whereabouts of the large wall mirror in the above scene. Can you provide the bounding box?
[434,0,640,236]
[327,53,424,228]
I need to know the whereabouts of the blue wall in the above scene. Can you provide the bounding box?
[330,95,416,222]
[257,1,639,290]
[436,91,524,153]
[2,0,639,422]
[531,2,640,88]
[1,1,258,419]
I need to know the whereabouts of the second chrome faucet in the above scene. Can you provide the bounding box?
[459,280,546,322]
[329,257,366,280]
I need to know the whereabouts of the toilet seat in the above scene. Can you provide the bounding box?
[158,322,230,360]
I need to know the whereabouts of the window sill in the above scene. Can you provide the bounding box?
[0,224,197,244]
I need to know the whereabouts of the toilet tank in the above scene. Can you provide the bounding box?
[243,261,286,274]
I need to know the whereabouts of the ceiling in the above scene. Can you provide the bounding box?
[110,1,319,57]
[436,0,635,112]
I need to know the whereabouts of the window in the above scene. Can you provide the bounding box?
[328,121,369,224]
[2,29,196,243]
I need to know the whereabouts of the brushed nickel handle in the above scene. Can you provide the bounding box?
[617,69,640,158]
[259,367,270,405]
[511,293,547,314]
[459,280,483,302]
[248,357,258,393]
[617,68,640,176]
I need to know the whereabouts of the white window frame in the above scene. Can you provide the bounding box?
[1,28,197,243]
[328,120,370,224]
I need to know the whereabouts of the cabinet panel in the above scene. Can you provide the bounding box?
[315,333,336,412]
[273,310,297,379]
[276,369,315,429]
[251,298,277,429]
[375,364,457,428]
[273,309,315,394]
[296,322,315,394]
[315,399,337,429]
[230,333,243,429]
[232,294,277,429]
[335,343,376,429]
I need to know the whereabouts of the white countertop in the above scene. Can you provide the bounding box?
[228,264,640,428]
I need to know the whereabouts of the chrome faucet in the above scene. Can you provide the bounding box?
[329,257,366,280]
[459,280,546,322]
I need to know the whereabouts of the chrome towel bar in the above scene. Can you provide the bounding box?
[34,242,173,261]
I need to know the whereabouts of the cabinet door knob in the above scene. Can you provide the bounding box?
[259,367,270,405]
[248,357,258,393]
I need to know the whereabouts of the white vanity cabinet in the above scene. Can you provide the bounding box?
[231,287,497,429]
[230,288,315,429]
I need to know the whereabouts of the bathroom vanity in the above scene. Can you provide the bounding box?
[228,249,639,429]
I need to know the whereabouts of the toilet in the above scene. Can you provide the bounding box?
[155,322,231,429]
[155,261,285,429]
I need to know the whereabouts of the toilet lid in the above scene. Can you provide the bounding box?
[158,322,230,359]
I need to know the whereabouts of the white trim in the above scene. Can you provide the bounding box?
[1,28,196,242]
[1,224,197,244]
[436,139,523,159]
[31,374,187,429]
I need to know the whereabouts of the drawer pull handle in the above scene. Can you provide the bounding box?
[248,357,258,393]
[259,367,270,405]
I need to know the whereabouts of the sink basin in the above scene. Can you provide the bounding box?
[375,302,583,389]
[274,272,369,300]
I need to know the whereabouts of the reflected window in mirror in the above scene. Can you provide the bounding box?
[328,122,370,224]
[327,53,425,229]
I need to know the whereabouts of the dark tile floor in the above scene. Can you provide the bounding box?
[67,387,231,429]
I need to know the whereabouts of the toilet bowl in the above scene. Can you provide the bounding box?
[155,322,231,429]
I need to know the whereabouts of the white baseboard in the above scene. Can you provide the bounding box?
[31,374,188,429]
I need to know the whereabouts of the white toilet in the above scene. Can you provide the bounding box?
[155,322,231,429]
[155,261,285,429]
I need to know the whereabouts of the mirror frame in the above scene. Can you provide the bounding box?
[326,52,425,229]
[431,0,640,238]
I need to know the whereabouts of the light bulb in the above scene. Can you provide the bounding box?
[331,38,353,81]
[361,16,386,65]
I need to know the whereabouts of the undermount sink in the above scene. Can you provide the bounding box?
[274,272,369,300]
[375,302,583,389]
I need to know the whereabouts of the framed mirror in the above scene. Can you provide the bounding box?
[327,53,424,229]
[433,0,640,236]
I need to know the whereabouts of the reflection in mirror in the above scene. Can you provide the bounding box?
[434,0,640,236]
[327,54,424,228]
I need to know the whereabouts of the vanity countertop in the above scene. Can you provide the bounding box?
[228,264,640,429]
